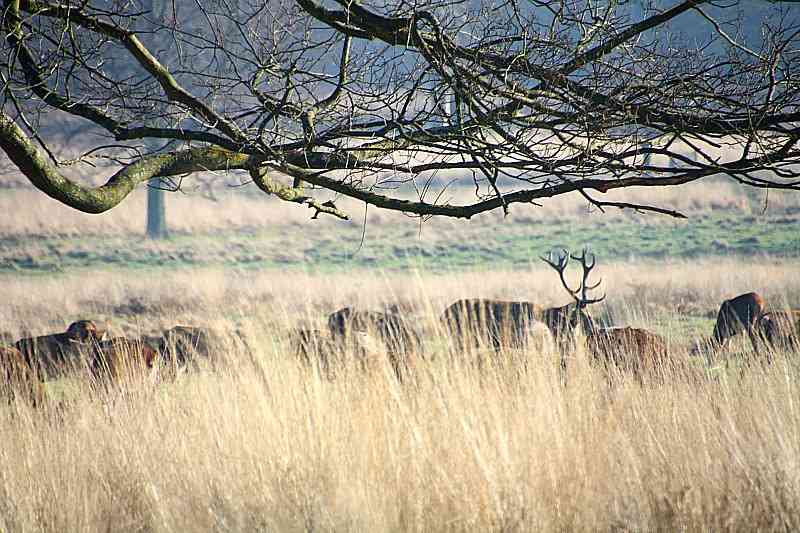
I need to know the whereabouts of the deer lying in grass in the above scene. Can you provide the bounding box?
[327,306,422,381]
[586,327,670,380]
[14,320,106,379]
[440,299,541,351]
[89,338,159,386]
[441,250,605,363]
[157,326,215,369]
[290,328,344,377]
[328,307,421,353]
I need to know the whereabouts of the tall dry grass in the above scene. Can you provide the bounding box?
[0,261,799,531]
[0,258,796,339]
[0,334,798,531]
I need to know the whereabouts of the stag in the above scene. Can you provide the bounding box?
[539,249,606,350]
[441,249,605,356]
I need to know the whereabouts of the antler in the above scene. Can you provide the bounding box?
[540,249,581,304]
[569,249,606,307]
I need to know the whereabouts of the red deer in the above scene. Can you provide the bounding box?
[327,307,422,380]
[329,308,388,338]
[14,320,105,379]
[586,327,669,380]
[289,328,343,377]
[89,338,159,384]
[758,310,800,353]
[440,299,541,351]
[157,326,214,368]
[0,345,45,407]
[696,292,767,361]
[328,306,421,353]
[441,249,604,357]
[540,249,605,350]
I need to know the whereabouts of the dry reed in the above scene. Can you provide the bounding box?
[0,262,799,531]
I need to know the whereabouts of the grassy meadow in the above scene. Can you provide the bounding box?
[1,178,799,274]
[0,179,799,531]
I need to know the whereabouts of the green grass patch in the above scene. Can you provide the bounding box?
[2,213,798,275]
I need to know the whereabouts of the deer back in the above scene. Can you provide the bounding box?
[0,345,45,407]
[587,327,668,376]
[441,299,541,349]
[712,292,766,344]
[327,307,389,338]
[14,333,91,379]
[90,337,159,382]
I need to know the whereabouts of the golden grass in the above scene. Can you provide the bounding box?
[0,258,796,338]
[0,340,798,531]
[0,260,799,531]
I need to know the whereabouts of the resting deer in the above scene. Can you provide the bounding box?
[440,299,540,351]
[586,327,670,380]
[328,307,421,353]
[89,337,160,385]
[441,249,605,357]
[14,320,106,380]
[289,328,354,379]
[157,326,215,369]
[327,306,422,381]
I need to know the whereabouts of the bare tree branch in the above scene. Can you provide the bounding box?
[0,0,797,219]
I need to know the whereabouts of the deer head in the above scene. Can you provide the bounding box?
[540,248,605,337]
[66,320,105,342]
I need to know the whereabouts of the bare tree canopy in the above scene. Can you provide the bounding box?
[1,0,799,220]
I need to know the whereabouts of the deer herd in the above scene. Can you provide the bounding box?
[0,324,215,406]
[1,249,798,407]
[295,250,799,381]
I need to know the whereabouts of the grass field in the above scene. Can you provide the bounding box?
[1,181,800,531]
[2,209,798,273]
[1,182,798,274]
